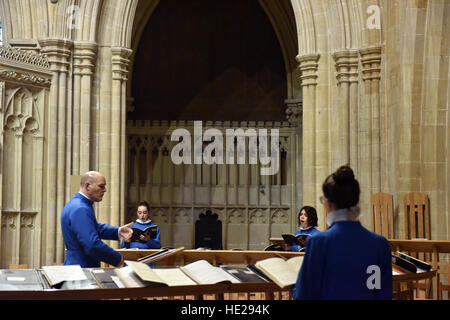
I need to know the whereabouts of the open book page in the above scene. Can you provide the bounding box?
[180,260,240,284]
[42,265,87,287]
[152,268,197,286]
[115,266,146,288]
[286,256,304,273]
[124,260,167,285]
[255,256,304,288]
[59,269,99,290]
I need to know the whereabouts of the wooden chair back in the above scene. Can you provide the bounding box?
[404,192,431,262]
[404,192,430,239]
[9,264,28,269]
[371,193,395,238]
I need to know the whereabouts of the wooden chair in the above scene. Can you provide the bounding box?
[403,192,433,299]
[371,193,395,238]
[404,192,431,260]
[9,264,28,269]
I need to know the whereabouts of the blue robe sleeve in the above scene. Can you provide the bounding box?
[292,237,325,300]
[97,222,120,241]
[71,207,122,266]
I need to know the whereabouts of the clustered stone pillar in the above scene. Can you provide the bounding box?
[332,50,359,170]
[296,54,320,208]
[73,42,97,175]
[359,46,382,212]
[39,38,73,264]
[110,47,132,243]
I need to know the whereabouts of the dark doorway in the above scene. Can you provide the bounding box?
[130,0,287,122]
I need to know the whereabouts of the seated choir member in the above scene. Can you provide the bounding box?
[288,206,320,252]
[293,165,392,300]
[120,201,162,249]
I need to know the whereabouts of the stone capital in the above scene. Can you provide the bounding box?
[73,41,98,76]
[296,53,320,87]
[111,47,133,81]
[38,38,73,73]
[359,46,382,81]
[332,50,359,84]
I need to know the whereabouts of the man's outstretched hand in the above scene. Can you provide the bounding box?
[119,222,134,243]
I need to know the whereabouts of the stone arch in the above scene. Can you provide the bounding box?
[128,0,301,113]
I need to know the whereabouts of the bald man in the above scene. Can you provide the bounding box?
[61,171,133,267]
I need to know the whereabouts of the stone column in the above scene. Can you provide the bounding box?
[39,38,73,264]
[285,98,302,229]
[332,50,359,170]
[73,42,97,174]
[359,46,382,215]
[296,54,319,207]
[110,47,132,237]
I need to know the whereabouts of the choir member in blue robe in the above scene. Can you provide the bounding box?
[289,206,321,252]
[121,201,162,249]
[61,171,133,268]
[293,166,392,300]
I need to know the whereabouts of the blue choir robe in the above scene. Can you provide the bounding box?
[292,221,392,300]
[120,220,162,249]
[61,192,122,268]
[290,227,320,252]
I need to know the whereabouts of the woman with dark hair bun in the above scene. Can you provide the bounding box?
[288,206,320,252]
[293,165,392,300]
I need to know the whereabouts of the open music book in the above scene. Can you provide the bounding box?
[250,256,304,289]
[41,265,88,288]
[130,226,158,243]
[115,259,241,288]
[281,233,309,247]
[180,260,240,285]
[116,260,196,287]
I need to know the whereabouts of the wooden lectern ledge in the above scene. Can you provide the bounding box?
[0,240,448,300]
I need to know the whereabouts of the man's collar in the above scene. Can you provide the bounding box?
[77,191,94,205]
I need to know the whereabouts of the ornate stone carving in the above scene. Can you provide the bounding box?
[3,87,40,134]
[20,213,36,229]
[249,209,268,224]
[227,208,246,224]
[0,46,50,69]
[0,70,51,87]
[173,208,191,224]
[1,212,18,229]
[285,99,302,123]
[270,208,289,224]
